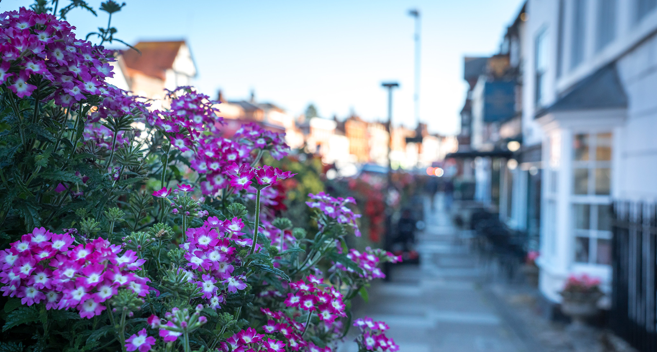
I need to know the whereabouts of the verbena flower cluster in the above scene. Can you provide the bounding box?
[0,227,149,318]
[0,6,403,352]
[306,192,362,237]
[353,317,399,351]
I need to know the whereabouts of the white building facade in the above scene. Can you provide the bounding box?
[524,0,657,304]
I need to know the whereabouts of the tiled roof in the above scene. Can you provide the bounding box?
[122,40,185,80]
[536,62,627,118]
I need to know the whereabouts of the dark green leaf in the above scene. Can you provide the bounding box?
[251,263,290,282]
[358,286,369,303]
[2,306,39,332]
[27,124,56,142]
[86,324,114,344]
[40,170,81,183]
[3,299,21,313]
[15,201,41,232]
[0,341,24,352]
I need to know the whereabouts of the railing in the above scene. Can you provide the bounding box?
[611,201,657,352]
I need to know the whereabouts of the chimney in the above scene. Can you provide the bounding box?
[250,90,255,103]
[217,89,224,103]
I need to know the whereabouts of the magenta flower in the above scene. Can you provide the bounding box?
[178,184,194,192]
[78,298,105,319]
[224,276,247,293]
[147,315,161,329]
[152,187,171,198]
[125,328,155,352]
[0,61,13,84]
[9,72,36,98]
[159,321,182,342]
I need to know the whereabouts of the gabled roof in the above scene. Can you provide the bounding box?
[122,40,188,80]
[537,63,627,118]
[228,100,262,112]
[463,57,488,81]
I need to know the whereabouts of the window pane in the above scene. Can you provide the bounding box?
[574,204,591,229]
[574,134,589,161]
[596,239,612,265]
[596,133,612,161]
[597,204,612,231]
[596,0,616,52]
[575,237,590,263]
[574,168,589,194]
[595,168,611,195]
[571,0,586,69]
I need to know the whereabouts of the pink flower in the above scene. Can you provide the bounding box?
[51,233,74,252]
[0,61,13,84]
[125,328,155,352]
[18,286,45,306]
[152,187,171,198]
[178,184,194,192]
[9,72,36,98]
[224,276,247,293]
[78,298,105,319]
[159,321,182,342]
[264,338,286,352]
[147,315,161,329]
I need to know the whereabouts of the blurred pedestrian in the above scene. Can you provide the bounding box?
[425,176,439,210]
[396,208,416,251]
[444,178,454,211]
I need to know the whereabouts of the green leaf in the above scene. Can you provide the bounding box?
[2,306,40,332]
[358,286,369,303]
[251,263,290,282]
[50,310,81,322]
[40,170,81,183]
[0,341,24,352]
[3,299,21,313]
[327,252,363,275]
[27,124,56,142]
[86,324,114,344]
[202,307,218,318]
[15,201,41,232]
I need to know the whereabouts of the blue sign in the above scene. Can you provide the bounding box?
[484,81,516,122]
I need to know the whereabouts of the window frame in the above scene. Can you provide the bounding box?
[570,131,613,266]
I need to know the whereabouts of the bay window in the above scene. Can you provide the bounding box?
[572,132,612,265]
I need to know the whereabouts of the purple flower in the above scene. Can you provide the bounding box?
[152,187,171,198]
[125,328,155,352]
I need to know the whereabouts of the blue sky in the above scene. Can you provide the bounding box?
[2,0,524,135]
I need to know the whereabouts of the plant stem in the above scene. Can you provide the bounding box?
[161,142,171,189]
[119,309,127,352]
[105,128,119,169]
[181,214,188,243]
[302,311,313,337]
[249,188,262,255]
[183,331,191,352]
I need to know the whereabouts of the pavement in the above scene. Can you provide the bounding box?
[339,194,530,352]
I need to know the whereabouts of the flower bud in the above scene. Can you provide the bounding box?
[196,304,203,312]
[199,316,207,324]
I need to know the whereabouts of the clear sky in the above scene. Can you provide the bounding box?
[2,0,524,135]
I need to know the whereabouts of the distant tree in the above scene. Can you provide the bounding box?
[305,104,318,118]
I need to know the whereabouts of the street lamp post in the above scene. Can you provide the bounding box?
[381,82,399,183]
[381,81,399,281]
[408,9,421,127]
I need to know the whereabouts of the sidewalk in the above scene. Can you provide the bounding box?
[340,194,529,352]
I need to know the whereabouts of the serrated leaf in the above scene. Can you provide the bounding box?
[3,299,21,313]
[202,307,218,318]
[2,306,39,332]
[251,263,290,282]
[86,324,113,344]
[27,124,56,142]
[0,341,24,352]
[327,252,363,275]
[50,310,81,322]
[15,201,41,232]
[40,170,81,183]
